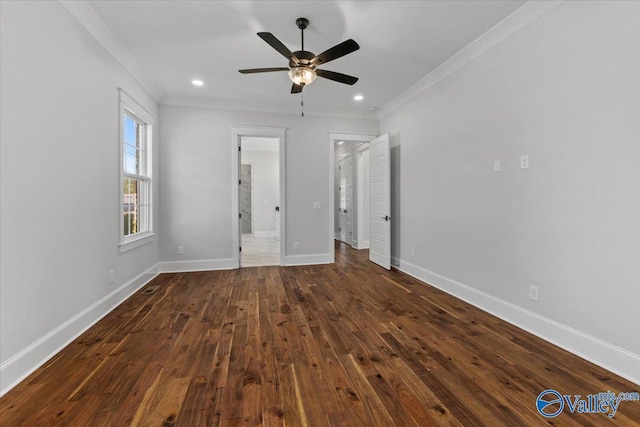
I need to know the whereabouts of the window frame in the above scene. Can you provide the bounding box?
[118,89,155,253]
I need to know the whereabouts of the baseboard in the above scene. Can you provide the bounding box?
[159,258,236,272]
[358,240,370,250]
[253,231,278,238]
[0,263,160,396]
[334,233,341,240]
[285,253,332,266]
[393,258,640,386]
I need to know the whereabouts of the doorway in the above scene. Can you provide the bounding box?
[239,137,280,267]
[231,126,286,268]
[337,151,354,245]
[329,132,377,262]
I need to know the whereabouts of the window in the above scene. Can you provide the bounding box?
[119,90,154,252]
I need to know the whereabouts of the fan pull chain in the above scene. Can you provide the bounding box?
[301,92,304,117]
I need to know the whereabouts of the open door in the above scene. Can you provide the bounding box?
[369,133,391,269]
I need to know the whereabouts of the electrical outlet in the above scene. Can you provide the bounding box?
[293,241,300,250]
[108,270,114,283]
[493,160,501,172]
[313,202,322,210]
[178,246,184,255]
[529,285,539,301]
[520,155,529,170]
[410,248,415,257]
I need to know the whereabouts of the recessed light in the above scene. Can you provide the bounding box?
[337,141,345,146]
[192,79,204,86]
[353,94,364,101]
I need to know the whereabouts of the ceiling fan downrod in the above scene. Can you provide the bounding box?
[296,17,308,52]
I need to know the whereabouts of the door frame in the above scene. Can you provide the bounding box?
[328,132,377,263]
[232,126,286,268]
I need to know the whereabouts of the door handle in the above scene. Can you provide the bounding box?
[383,215,391,221]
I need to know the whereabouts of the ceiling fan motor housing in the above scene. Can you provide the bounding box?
[290,50,315,68]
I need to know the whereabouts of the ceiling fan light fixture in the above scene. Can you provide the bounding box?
[288,67,317,86]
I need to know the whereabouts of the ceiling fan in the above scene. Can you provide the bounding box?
[239,17,359,94]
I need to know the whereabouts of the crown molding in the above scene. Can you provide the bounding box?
[378,0,563,120]
[58,0,163,102]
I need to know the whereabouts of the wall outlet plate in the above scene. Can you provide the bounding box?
[529,285,539,301]
[293,241,299,250]
[493,160,501,172]
[178,246,184,255]
[520,155,529,170]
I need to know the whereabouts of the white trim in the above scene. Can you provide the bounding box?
[358,240,370,250]
[329,132,377,264]
[119,232,156,253]
[285,253,332,266]
[328,132,377,143]
[59,1,162,101]
[253,231,278,238]
[392,258,640,387]
[232,126,286,268]
[119,89,154,249]
[378,1,563,119]
[0,263,160,396]
[159,258,236,273]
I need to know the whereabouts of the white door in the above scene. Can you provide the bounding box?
[369,133,391,269]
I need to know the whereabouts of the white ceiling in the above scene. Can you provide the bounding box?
[87,0,526,118]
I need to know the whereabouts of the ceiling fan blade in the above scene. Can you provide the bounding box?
[258,32,299,64]
[291,83,303,94]
[316,69,358,85]
[311,39,359,66]
[239,67,290,74]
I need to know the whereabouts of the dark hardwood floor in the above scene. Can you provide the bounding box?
[1,242,639,426]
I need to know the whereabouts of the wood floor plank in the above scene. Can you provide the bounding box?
[1,241,639,426]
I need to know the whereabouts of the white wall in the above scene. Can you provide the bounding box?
[0,1,160,393]
[241,150,279,235]
[160,105,377,263]
[380,1,640,382]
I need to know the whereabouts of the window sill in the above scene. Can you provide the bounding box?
[119,233,156,253]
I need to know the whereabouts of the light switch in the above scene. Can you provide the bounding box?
[520,155,529,170]
[493,160,501,172]
[313,202,322,210]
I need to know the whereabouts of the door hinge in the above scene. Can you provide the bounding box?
[239,246,242,252]
[239,179,241,185]
[239,213,242,219]
[238,146,241,151]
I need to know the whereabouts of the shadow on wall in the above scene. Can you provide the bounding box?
[390,133,401,263]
